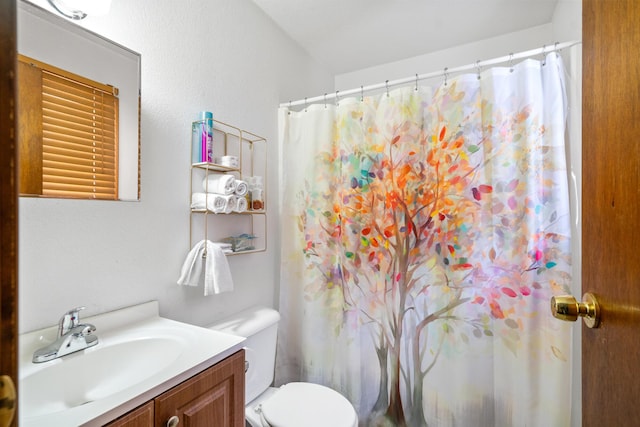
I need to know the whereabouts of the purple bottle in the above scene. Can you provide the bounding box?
[200,111,213,163]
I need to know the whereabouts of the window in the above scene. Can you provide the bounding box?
[18,54,119,200]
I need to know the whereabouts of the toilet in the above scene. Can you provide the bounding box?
[210,306,358,427]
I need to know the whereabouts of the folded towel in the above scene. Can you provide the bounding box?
[202,174,236,195]
[191,193,227,213]
[219,155,239,168]
[234,180,248,197]
[234,196,248,213]
[216,242,233,254]
[177,240,234,295]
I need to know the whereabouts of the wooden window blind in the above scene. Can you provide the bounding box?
[18,55,119,200]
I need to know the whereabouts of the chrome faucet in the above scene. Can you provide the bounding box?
[32,307,98,363]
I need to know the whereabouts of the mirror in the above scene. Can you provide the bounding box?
[17,0,141,201]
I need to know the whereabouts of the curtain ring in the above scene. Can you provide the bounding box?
[335,90,340,106]
[360,85,364,102]
[509,53,514,73]
[288,100,291,115]
[554,41,560,57]
[541,44,547,66]
[304,97,308,112]
[324,93,327,109]
[385,80,390,97]
[476,60,482,80]
[415,73,419,91]
[444,67,449,87]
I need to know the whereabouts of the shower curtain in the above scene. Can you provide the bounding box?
[277,53,573,427]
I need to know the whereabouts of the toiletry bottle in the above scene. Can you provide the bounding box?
[199,111,213,163]
[251,176,264,210]
[245,176,254,208]
[191,122,201,164]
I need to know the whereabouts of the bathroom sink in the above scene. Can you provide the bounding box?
[22,335,183,417]
[19,301,245,427]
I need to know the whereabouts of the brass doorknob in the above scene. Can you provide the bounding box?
[0,375,16,427]
[550,292,600,328]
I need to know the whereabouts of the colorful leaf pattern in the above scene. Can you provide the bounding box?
[280,58,573,426]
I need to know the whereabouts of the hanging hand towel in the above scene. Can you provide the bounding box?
[202,174,236,195]
[177,240,206,287]
[191,193,228,213]
[177,240,234,295]
[234,180,248,197]
[203,241,234,295]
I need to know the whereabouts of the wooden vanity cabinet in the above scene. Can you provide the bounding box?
[104,350,245,427]
[155,349,245,427]
[105,402,154,427]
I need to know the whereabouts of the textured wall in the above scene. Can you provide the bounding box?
[18,0,333,332]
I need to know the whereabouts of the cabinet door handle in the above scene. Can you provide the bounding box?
[166,415,180,427]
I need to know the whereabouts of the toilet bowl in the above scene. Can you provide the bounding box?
[210,306,358,427]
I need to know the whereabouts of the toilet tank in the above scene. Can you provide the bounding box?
[209,306,280,404]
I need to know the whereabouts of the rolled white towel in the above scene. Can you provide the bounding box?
[191,193,228,213]
[234,196,248,213]
[234,180,248,196]
[202,174,236,195]
[223,194,237,214]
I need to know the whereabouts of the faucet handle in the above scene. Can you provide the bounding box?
[58,306,86,336]
[73,323,96,337]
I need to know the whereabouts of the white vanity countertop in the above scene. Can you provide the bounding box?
[19,301,245,427]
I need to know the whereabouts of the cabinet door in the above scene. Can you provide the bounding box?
[155,350,245,427]
[104,401,154,427]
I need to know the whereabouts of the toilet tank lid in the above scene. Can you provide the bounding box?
[209,305,280,337]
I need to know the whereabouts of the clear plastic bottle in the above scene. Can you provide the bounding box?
[250,176,264,210]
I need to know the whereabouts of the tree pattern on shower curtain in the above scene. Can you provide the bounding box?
[280,55,572,427]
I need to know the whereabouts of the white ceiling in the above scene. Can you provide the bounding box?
[252,0,559,74]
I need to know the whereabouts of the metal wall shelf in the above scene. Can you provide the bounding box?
[189,119,267,255]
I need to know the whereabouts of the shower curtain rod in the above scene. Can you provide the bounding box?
[280,40,581,109]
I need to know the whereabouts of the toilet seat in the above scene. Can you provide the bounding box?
[257,382,357,427]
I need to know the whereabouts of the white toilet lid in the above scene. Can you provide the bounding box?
[260,382,357,427]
